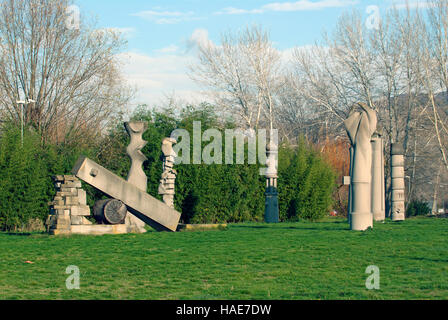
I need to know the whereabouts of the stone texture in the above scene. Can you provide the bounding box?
[70,205,91,216]
[77,189,87,205]
[391,144,406,221]
[71,216,84,225]
[46,175,93,235]
[72,156,181,232]
[70,224,127,235]
[177,224,228,231]
[159,137,178,209]
[344,103,377,231]
[371,136,386,221]
[124,122,149,233]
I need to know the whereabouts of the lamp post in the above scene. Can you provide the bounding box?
[16,98,35,147]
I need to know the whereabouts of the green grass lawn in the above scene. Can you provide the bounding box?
[0,217,447,300]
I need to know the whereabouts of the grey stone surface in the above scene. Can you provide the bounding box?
[77,189,87,206]
[265,142,278,188]
[371,136,386,221]
[72,156,181,232]
[344,103,377,231]
[391,144,406,221]
[159,137,178,209]
[46,175,92,234]
[70,205,91,216]
[93,199,127,225]
[71,216,84,225]
[70,224,127,235]
[124,122,149,233]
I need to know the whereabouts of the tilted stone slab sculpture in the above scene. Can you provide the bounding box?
[72,156,181,232]
[344,102,377,231]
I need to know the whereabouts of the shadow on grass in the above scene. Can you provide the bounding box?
[4,231,46,237]
[231,224,351,232]
[399,256,448,263]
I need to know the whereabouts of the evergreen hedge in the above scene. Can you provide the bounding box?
[0,105,338,230]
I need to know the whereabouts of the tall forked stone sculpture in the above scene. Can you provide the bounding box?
[124,122,149,233]
[371,131,386,221]
[344,103,377,231]
[391,143,406,221]
[159,137,177,209]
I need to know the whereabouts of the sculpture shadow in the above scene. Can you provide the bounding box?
[231,224,350,232]
[5,232,46,237]
[395,256,448,264]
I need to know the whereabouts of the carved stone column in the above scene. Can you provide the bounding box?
[159,138,177,209]
[391,144,406,221]
[371,134,385,221]
[344,103,377,231]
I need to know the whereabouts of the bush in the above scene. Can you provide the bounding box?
[278,139,337,221]
[407,199,431,217]
[99,105,337,224]
[0,104,339,229]
[0,125,53,231]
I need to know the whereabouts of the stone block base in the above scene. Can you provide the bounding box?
[70,224,127,235]
[177,223,228,231]
[49,229,71,236]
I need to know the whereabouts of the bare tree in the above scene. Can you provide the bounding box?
[0,0,132,146]
[421,0,448,174]
[289,2,448,212]
[190,25,282,131]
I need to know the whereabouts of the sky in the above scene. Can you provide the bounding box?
[74,0,431,108]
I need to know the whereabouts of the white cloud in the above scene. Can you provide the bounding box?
[215,0,358,15]
[215,7,264,15]
[132,10,201,24]
[391,1,436,10]
[117,50,208,107]
[156,45,179,54]
[263,0,358,11]
[186,28,214,50]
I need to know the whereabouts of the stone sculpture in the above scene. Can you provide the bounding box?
[344,103,377,231]
[46,175,92,235]
[371,131,386,221]
[124,122,149,233]
[72,156,181,232]
[391,144,406,221]
[48,120,181,235]
[158,137,177,209]
[93,199,127,225]
[46,175,128,235]
[264,142,279,223]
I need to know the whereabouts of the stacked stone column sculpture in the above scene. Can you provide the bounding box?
[371,133,386,221]
[391,144,406,221]
[344,103,377,231]
[46,175,93,235]
[158,138,177,209]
